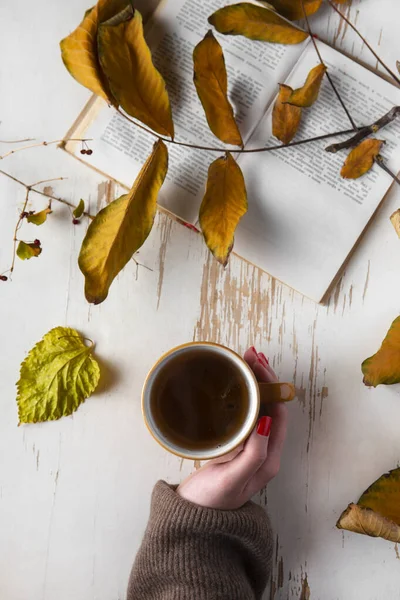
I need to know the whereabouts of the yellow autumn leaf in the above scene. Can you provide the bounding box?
[60,0,128,105]
[261,0,322,20]
[361,315,400,386]
[17,326,100,423]
[199,153,247,266]
[208,3,309,44]
[390,209,400,238]
[193,31,242,146]
[285,63,327,107]
[337,468,400,543]
[78,140,168,304]
[26,208,52,226]
[98,5,174,137]
[272,84,302,144]
[341,139,384,179]
[16,241,42,260]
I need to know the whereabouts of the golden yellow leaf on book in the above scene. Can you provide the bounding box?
[272,84,302,144]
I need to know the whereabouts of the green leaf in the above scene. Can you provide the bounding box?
[26,208,52,226]
[17,326,100,423]
[16,241,42,260]
[79,140,168,304]
[73,199,85,219]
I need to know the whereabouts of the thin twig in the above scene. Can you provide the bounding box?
[325,106,400,152]
[0,168,94,219]
[375,156,400,186]
[0,138,92,160]
[117,109,353,153]
[0,138,35,144]
[9,188,31,275]
[300,0,358,130]
[28,176,67,189]
[327,0,400,88]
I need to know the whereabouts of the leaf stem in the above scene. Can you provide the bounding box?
[300,0,358,131]
[0,137,35,144]
[327,0,400,88]
[375,156,400,186]
[10,188,30,275]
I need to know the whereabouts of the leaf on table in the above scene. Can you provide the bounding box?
[98,5,174,137]
[337,468,400,543]
[79,140,168,304]
[285,63,327,107]
[17,326,100,423]
[26,208,52,226]
[60,0,128,105]
[272,84,302,144]
[73,199,85,219]
[340,139,384,179]
[199,152,247,266]
[260,0,322,20]
[390,209,400,238]
[208,3,309,44]
[361,315,400,386]
[16,240,42,260]
[193,31,243,146]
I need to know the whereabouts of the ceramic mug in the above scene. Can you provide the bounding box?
[142,342,296,461]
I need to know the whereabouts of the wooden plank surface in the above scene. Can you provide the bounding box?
[0,1,400,599]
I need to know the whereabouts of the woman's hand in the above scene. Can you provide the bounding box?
[177,346,288,510]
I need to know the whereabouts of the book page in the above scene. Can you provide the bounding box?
[71,0,309,221]
[234,41,400,301]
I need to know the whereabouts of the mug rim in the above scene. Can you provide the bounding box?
[141,341,260,461]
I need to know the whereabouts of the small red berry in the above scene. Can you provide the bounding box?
[0,275,8,281]
[80,149,87,155]
[86,149,93,155]
[72,218,80,225]
[34,239,40,246]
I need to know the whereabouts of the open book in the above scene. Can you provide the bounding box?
[62,0,400,302]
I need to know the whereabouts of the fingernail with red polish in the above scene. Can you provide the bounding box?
[258,352,269,367]
[250,346,257,355]
[257,416,272,437]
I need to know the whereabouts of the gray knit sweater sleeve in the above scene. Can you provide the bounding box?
[127,481,273,600]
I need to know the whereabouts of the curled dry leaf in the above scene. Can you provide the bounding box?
[261,0,322,21]
[60,0,128,105]
[285,63,327,107]
[17,326,100,423]
[193,31,243,146]
[79,140,168,304]
[341,139,384,179]
[272,84,302,144]
[73,199,85,219]
[337,468,400,543]
[26,208,52,226]
[199,152,247,266]
[361,315,400,386]
[98,5,174,137]
[390,208,400,238]
[208,3,309,44]
[16,240,42,260]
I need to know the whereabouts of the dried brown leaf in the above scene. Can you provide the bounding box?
[285,63,326,107]
[390,208,400,238]
[98,6,174,137]
[208,3,309,44]
[261,0,322,21]
[340,139,384,179]
[272,84,302,144]
[337,468,400,543]
[193,31,242,146]
[361,316,400,387]
[199,153,247,266]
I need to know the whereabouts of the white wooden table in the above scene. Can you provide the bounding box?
[1,1,400,599]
